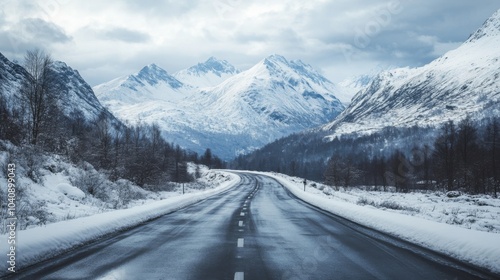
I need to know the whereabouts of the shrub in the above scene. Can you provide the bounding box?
[357,197,376,206]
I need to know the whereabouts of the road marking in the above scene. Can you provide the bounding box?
[240,212,245,216]
[239,221,244,227]
[234,272,244,280]
[237,238,244,247]
[242,207,247,211]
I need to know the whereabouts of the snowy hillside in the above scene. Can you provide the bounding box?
[95,55,345,159]
[173,57,240,88]
[323,9,500,137]
[0,52,118,124]
[50,61,119,122]
[337,74,374,105]
[0,53,27,102]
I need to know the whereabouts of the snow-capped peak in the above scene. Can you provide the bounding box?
[94,63,190,105]
[135,63,183,89]
[173,57,240,88]
[466,8,500,43]
[196,56,240,76]
[263,54,289,66]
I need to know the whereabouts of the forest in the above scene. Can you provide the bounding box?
[232,117,499,196]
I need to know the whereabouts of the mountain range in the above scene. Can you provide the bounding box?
[94,54,346,159]
[3,9,498,163]
[232,8,500,178]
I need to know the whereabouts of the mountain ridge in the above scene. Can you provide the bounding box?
[95,54,345,159]
[0,52,117,124]
[173,57,240,88]
[322,9,500,138]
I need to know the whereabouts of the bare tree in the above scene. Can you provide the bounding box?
[20,49,55,145]
[486,117,499,197]
[457,115,478,191]
[433,121,457,191]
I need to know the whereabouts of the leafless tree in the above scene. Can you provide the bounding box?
[20,49,55,145]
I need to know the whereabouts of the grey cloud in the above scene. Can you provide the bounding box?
[17,18,72,44]
[298,0,499,71]
[116,0,201,18]
[101,27,151,43]
[0,18,71,57]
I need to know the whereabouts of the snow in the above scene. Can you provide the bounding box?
[0,170,240,274]
[248,171,500,274]
[337,74,375,105]
[43,173,86,200]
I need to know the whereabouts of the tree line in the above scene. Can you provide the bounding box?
[324,117,499,195]
[233,115,499,196]
[0,49,225,188]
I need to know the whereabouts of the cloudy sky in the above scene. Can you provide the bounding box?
[0,0,498,86]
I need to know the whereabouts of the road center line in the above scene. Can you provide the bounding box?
[240,212,245,216]
[239,221,244,227]
[237,238,244,247]
[234,272,244,280]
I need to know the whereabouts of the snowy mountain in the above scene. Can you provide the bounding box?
[323,9,500,138]
[0,52,116,124]
[173,57,240,88]
[94,64,191,104]
[197,54,344,128]
[95,55,345,159]
[337,74,374,105]
[49,61,119,122]
[0,53,29,104]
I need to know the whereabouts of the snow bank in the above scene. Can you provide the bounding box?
[252,171,500,274]
[0,171,240,274]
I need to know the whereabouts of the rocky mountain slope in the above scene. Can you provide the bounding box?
[0,52,117,125]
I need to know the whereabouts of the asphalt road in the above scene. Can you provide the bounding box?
[7,173,497,280]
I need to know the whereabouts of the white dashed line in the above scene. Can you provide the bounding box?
[240,212,245,216]
[234,272,244,280]
[237,238,244,247]
[239,221,244,227]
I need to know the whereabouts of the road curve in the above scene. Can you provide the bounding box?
[6,173,497,280]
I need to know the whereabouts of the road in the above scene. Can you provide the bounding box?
[7,173,496,279]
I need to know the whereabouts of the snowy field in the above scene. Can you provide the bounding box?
[254,171,500,274]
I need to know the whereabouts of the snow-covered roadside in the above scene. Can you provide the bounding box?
[0,171,240,274]
[249,171,500,274]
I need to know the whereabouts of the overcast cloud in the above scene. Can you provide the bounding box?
[0,0,498,85]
